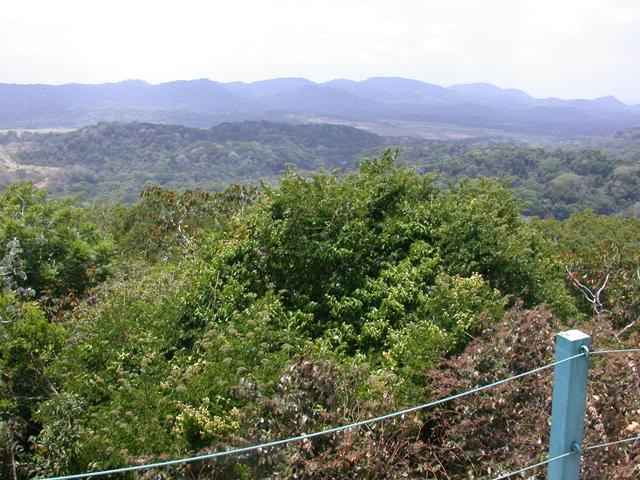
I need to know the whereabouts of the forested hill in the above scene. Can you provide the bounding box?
[1,121,639,218]
[401,138,640,219]
[0,121,387,203]
[8,121,385,166]
[592,125,640,160]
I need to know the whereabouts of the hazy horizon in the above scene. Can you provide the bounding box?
[4,75,638,105]
[2,0,639,103]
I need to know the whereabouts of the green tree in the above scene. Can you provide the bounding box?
[1,292,65,479]
[0,183,113,309]
[535,211,640,330]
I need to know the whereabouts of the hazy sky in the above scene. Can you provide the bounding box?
[2,0,639,102]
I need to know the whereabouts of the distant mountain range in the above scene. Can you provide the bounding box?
[1,77,639,137]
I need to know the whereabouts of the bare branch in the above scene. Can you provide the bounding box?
[617,319,637,337]
[566,266,610,317]
[595,273,610,301]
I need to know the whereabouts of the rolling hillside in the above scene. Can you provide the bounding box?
[1,121,638,218]
[0,121,387,202]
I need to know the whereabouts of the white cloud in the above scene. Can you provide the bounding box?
[611,5,640,24]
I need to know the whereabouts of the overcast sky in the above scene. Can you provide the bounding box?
[1,0,639,103]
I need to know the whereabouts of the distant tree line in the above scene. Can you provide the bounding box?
[0,122,639,219]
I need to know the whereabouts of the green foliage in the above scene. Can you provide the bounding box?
[6,121,383,203]
[0,238,33,297]
[112,184,258,258]
[0,184,114,477]
[403,142,639,219]
[5,121,640,220]
[386,272,506,383]
[427,178,576,316]
[534,211,640,328]
[30,393,87,477]
[0,294,64,400]
[172,397,239,448]
[30,258,306,476]
[0,292,66,478]
[595,125,640,160]
[1,153,597,478]
[0,183,113,305]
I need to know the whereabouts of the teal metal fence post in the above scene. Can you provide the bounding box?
[547,329,591,480]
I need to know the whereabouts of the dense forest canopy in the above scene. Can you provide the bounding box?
[0,121,385,203]
[1,150,639,479]
[402,139,640,218]
[1,121,639,219]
